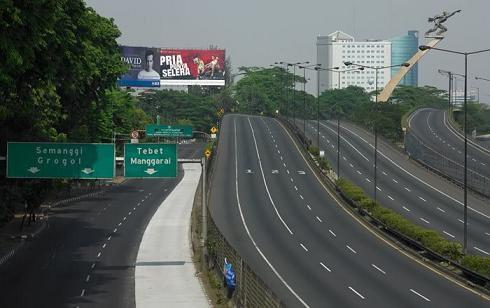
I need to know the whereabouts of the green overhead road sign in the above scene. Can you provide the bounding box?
[124,143,177,178]
[145,124,193,138]
[7,142,115,179]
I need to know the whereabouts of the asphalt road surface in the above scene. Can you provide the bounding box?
[408,108,490,179]
[209,114,488,307]
[0,143,204,308]
[302,119,489,256]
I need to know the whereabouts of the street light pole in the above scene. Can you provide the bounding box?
[344,61,410,204]
[419,45,490,254]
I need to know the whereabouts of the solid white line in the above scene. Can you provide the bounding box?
[348,286,365,299]
[392,179,398,183]
[410,289,430,302]
[437,207,446,213]
[365,178,371,183]
[418,197,427,202]
[329,229,336,237]
[420,218,430,224]
[474,246,490,255]
[404,187,411,192]
[316,216,322,223]
[403,206,411,212]
[320,262,332,272]
[102,243,106,249]
[234,119,308,307]
[97,252,101,258]
[307,205,312,211]
[346,245,357,254]
[300,195,304,200]
[300,243,309,252]
[80,289,85,297]
[86,275,90,282]
[371,264,386,275]
[319,122,370,161]
[337,121,490,219]
[388,195,394,201]
[443,231,455,238]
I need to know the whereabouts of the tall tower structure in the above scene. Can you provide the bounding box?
[390,31,419,86]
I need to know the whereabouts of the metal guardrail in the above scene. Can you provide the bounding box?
[280,117,489,290]
[405,130,490,197]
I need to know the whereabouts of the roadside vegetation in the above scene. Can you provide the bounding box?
[453,102,490,135]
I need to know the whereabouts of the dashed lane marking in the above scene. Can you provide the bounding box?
[420,218,430,224]
[474,247,490,255]
[329,229,336,237]
[443,231,455,238]
[403,206,411,212]
[320,262,331,272]
[316,216,322,223]
[410,289,430,302]
[346,245,357,254]
[371,264,386,275]
[300,243,309,252]
[348,287,365,299]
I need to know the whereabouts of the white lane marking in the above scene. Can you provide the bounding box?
[349,163,354,168]
[371,264,386,275]
[348,287,365,299]
[102,243,106,249]
[388,195,394,201]
[290,178,294,182]
[357,170,362,175]
[437,207,446,213]
[410,289,430,302]
[80,289,85,297]
[287,169,290,174]
[346,245,357,254]
[91,263,96,269]
[300,243,309,252]
[278,150,281,154]
[329,229,337,237]
[283,163,287,167]
[474,246,490,255]
[420,218,430,224]
[365,178,371,183]
[97,252,101,258]
[248,118,294,235]
[118,222,122,226]
[337,121,490,219]
[85,275,90,282]
[108,236,111,241]
[307,205,312,211]
[403,206,411,212]
[294,186,298,191]
[272,170,279,174]
[404,187,411,192]
[298,170,306,175]
[123,216,127,220]
[443,231,455,238]
[299,195,304,200]
[376,186,381,191]
[233,120,308,308]
[319,122,370,161]
[472,158,477,162]
[316,216,322,223]
[392,179,398,183]
[133,207,136,210]
[280,156,283,160]
[114,228,117,233]
[458,219,464,224]
[382,171,387,176]
[320,262,332,272]
[343,156,347,161]
[482,162,486,166]
[418,197,427,202]
[485,232,490,236]
[137,203,141,206]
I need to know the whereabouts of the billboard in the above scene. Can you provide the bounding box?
[119,46,225,87]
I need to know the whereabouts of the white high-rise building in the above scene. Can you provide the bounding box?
[316,30,392,94]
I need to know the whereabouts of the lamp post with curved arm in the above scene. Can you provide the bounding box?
[420,45,490,253]
[280,61,309,125]
[344,61,410,204]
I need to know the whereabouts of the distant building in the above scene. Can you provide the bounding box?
[316,30,419,94]
[390,31,419,87]
[316,31,391,94]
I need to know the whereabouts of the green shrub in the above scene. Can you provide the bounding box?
[308,146,319,156]
[461,255,490,277]
[318,157,330,171]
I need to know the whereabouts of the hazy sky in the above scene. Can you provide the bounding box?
[86,0,490,99]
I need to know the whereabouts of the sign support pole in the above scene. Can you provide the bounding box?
[201,156,207,272]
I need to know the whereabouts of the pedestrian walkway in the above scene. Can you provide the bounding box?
[135,163,209,308]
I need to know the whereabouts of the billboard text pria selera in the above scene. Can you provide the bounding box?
[118,46,225,87]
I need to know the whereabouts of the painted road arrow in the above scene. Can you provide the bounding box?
[81,168,95,174]
[144,168,158,175]
[27,167,40,174]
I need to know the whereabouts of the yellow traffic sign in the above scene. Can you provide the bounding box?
[204,149,211,159]
[210,126,218,134]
